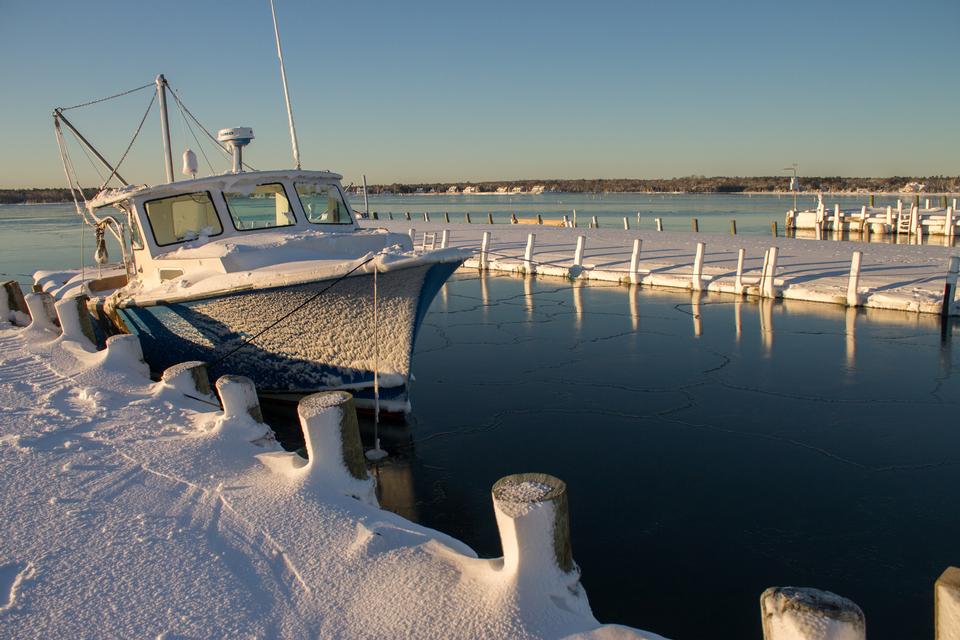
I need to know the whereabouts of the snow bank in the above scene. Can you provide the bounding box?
[0,323,660,639]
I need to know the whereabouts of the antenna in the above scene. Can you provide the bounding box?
[269,0,302,169]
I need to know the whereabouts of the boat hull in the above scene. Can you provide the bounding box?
[115,260,459,412]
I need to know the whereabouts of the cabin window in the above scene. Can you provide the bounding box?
[143,191,223,246]
[223,183,297,231]
[295,182,353,225]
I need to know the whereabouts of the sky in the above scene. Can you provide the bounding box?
[1,0,958,188]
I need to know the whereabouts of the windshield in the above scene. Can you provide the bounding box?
[143,191,223,246]
[223,183,296,231]
[294,182,353,225]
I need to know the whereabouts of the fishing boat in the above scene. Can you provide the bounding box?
[39,25,468,416]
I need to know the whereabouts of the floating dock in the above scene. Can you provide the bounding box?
[360,220,960,316]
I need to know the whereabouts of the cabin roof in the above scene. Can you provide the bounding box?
[87,169,344,210]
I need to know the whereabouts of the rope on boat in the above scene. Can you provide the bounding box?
[58,82,154,112]
[98,91,156,190]
[209,254,379,368]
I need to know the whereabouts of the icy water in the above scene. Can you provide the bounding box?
[3,199,959,638]
[369,272,959,640]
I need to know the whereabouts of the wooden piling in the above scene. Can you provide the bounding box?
[869,194,875,207]
[523,233,536,274]
[298,391,369,483]
[465,212,472,223]
[734,248,745,294]
[762,247,779,299]
[216,375,265,423]
[388,212,394,220]
[655,218,663,232]
[162,361,212,397]
[771,221,778,237]
[405,211,411,221]
[691,218,699,233]
[936,566,960,640]
[730,219,737,236]
[511,213,518,224]
[2,280,28,324]
[692,242,705,291]
[623,216,629,230]
[847,251,863,307]
[488,212,494,225]
[943,256,959,317]
[591,215,598,229]
[54,295,95,347]
[491,473,573,576]
[444,211,450,223]
[480,231,491,270]
[760,587,865,640]
[573,236,586,268]
[629,239,642,284]
[372,211,379,220]
[537,213,543,225]
[440,229,449,249]
[423,211,430,222]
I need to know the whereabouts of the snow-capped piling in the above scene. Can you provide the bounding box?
[936,567,960,640]
[2,280,29,325]
[216,375,264,423]
[947,207,956,240]
[161,361,212,397]
[944,257,960,317]
[735,248,746,294]
[691,218,699,232]
[102,334,149,378]
[656,217,663,231]
[622,216,629,230]
[296,391,374,501]
[573,236,586,268]
[54,295,95,349]
[441,229,449,249]
[488,213,494,224]
[760,587,865,640]
[629,238,642,284]
[762,246,779,298]
[480,231,491,270]
[24,292,60,335]
[847,251,863,307]
[523,233,536,274]
[408,228,415,243]
[692,242,706,291]
[491,473,573,580]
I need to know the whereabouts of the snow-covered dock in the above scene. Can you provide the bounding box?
[360,220,960,316]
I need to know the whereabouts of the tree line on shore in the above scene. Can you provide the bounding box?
[2,176,958,204]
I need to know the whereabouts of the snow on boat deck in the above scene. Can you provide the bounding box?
[359,220,960,316]
[0,324,661,639]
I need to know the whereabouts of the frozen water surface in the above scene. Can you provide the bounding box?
[361,271,959,640]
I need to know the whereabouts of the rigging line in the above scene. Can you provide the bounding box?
[166,83,257,171]
[209,254,378,368]
[59,82,154,111]
[171,88,215,175]
[53,119,85,218]
[75,132,108,184]
[98,91,156,190]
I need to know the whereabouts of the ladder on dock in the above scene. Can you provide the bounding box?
[897,208,913,235]
[422,232,438,251]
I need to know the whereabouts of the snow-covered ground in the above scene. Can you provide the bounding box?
[361,221,960,315]
[0,313,662,639]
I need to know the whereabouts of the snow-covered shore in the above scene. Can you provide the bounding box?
[0,316,661,639]
[361,221,960,316]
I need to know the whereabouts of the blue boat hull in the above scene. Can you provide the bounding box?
[116,261,459,410]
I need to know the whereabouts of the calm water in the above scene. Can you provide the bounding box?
[4,199,960,638]
[371,273,959,639]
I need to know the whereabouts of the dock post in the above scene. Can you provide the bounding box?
[388,212,394,220]
[537,213,543,225]
[103,334,149,378]
[423,211,430,222]
[926,198,931,210]
[491,473,575,583]
[408,228,416,244]
[943,256,960,317]
[847,251,863,307]
[444,211,450,223]
[2,280,28,325]
[942,195,948,209]
[405,211,411,221]
[623,216,629,230]
[53,295,95,349]
[573,235,586,268]
[897,200,904,231]
[480,231,491,270]
[511,213,519,224]
[886,205,893,230]
[762,246,779,298]
[296,391,375,504]
[629,238,642,284]
[562,215,569,227]
[161,361,212,398]
[859,205,867,232]
[691,218,699,232]
[636,211,641,226]
[735,248,746,294]
[216,375,265,424]
[572,209,577,227]
[591,215,599,229]
[655,218,663,232]
[440,229,449,249]
[466,212,472,224]
[372,211,379,220]
[760,587,865,640]
[692,242,705,291]
[730,219,737,236]
[869,194,875,207]
[488,212,494,225]
[946,207,955,240]
[910,205,920,235]
[24,293,59,335]
[771,221,778,238]
[523,233,536,275]
[833,204,842,230]
[936,566,960,640]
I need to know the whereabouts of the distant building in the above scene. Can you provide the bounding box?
[900,182,927,193]
[510,186,524,194]
[530,185,546,195]
[495,186,509,194]
[447,185,460,194]
[462,185,480,194]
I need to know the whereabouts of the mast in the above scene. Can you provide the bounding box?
[270,0,302,169]
[156,74,175,183]
[362,174,370,216]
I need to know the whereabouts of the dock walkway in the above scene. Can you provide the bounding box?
[360,220,960,316]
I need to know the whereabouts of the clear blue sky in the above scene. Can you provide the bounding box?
[1,0,958,188]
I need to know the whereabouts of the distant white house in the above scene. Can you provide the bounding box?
[462,185,480,194]
[495,186,509,194]
[530,185,546,195]
[901,182,927,193]
[446,185,459,194]
[510,186,524,194]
